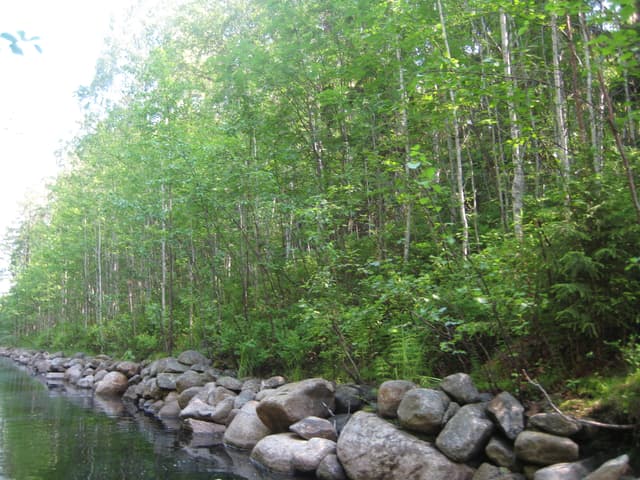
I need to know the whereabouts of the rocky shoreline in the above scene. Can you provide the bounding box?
[0,347,636,480]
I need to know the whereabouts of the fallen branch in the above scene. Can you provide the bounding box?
[522,369,638,431]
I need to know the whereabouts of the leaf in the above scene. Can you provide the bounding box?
[407,161,421,170]
[1,32,18,43]
[9,43,24,55]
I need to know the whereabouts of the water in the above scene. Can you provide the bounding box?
[0,359,298,480]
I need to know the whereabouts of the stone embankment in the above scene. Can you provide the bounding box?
[1,347,636,480]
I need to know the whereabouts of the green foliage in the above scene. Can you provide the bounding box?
[0,0,638,395]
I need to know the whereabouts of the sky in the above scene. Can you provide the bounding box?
[0,1,137,293]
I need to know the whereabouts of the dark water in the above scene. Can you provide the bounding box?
[0,359,297,480]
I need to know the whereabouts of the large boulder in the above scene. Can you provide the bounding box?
[335,384,365,414]
[377,380,416,418]
[514,431,579,465]
[487,392,524,440]
[473,463,525,480]
[115,361,140,378]
[64,364,84,384]
[180,397,234,424]
[216,376,243,392]
[440,373,481,405]
[157,372,181,390]
[256,378,335,432]
[175,370,205,393]
[95,371,129,397]
[250,433,335,474]
[435,403,494,463]
[397,388,450,434]
[337,411,474,480]
[223,401,271,450]
[485,436,518,469]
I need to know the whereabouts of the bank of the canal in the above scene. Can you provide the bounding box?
[0,358,296,480]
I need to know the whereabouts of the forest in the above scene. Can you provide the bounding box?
[0,0,638,407]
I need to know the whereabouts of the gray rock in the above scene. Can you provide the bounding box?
[337,411,474,480]
[157,372,181,390]
[175,370,205,393]
[440,373,481,405]
[436,403,494,462]
[182,418,226,447]
[488,392,525,440]
[514,431,579,465]
[177,350,208,366]
[377,380,416,418]
[161,357,190,374]
[142,377,163,399]
[250,433,335,474]
[216,376,243,392]
[223,400,271,450]
[473,463,525,480]
[178,386,202,409]
[584,454,630,480]
[241,378,262,394]
[95,371,129,397]
[527,413,581,437]
[115,361,139,377]
[262,376,286,389]
[34,359,51,374]
[180,396,234,424]
[233,389,255,409]
[533,458,598,480]
[77,375,95,389]
[46,372,65,381]
[316,453,347,480]
[64,364,84,384]
[290,416,337,441]
[207,386,236,406]
[485,436,518,469]
[256,378,335,432]
[158,400,181,418]
[397,388,450,434]
[335,384,364,414]
[94,369,107,383]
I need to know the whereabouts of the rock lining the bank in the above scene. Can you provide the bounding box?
[1,347,636,480]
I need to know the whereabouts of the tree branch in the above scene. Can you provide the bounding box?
[522,370,638,431]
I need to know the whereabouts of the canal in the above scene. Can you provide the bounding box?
[0,358,296,480]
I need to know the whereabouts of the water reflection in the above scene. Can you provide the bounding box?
[0,359,301,480]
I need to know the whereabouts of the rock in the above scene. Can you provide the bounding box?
[175,370,205,393]
[77,375,95,389]
[473,463,525,480]
[95,371,129,397]
[444,402,461,424]
[141,377,163,399]
[440,373,481,405]
[256,378,335,432]
[94,369,107,383]
[397,388,450,434]
[180,396,234,424]
[157,372,181,390]
[241,378,262,393]
[533,458,598,480]
[290,416,337,441]
[183,418,226,447]
[178,386,202,409]
[335,384,364,414]
[329,413,351,436]
[250,433,335,474]
[216,376,243,392]
[316,453,347,480]
[223,400,271,450]
[436,403,494,462]
[527,413,581,437]
[337,411,474,480]
[487,392,525,440]
[207,386,236,406]
[233,389,255,409]
[262,376,286,389]
[115,361,139,378]
[64,364,84,384]
[46,372,65,381]
[377,380,416,418]
[34,359,51,374]
[161,357,190,374]
[158,400,181,418]
[584,454,630,480]
[177,350,208,366]
[485,436,518,469]
[514,431,579,465]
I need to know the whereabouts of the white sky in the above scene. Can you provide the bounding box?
[0,1,137,293]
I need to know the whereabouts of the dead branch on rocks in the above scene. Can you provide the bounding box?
[522,369,638,431]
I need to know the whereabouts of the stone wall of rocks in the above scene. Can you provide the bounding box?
[1,347,635,480]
